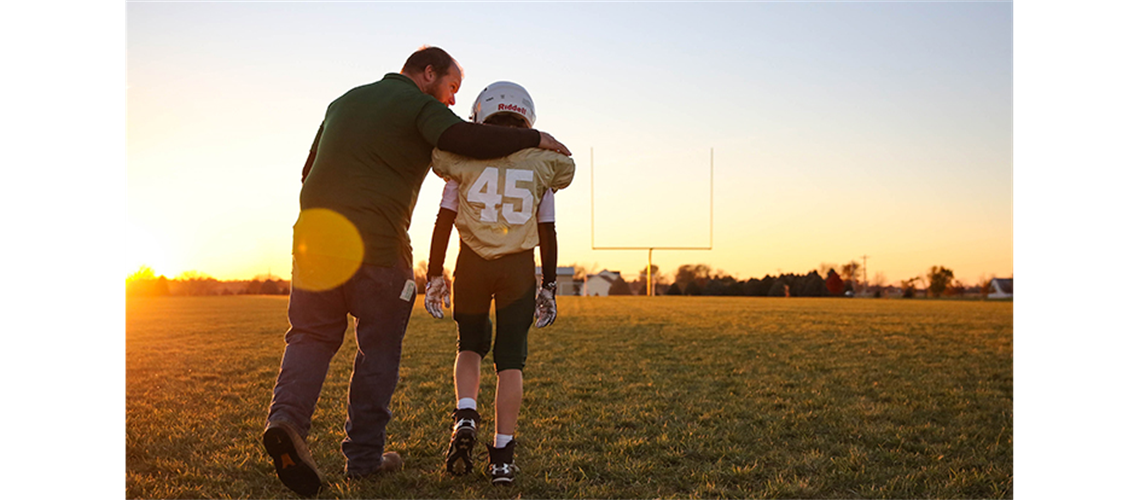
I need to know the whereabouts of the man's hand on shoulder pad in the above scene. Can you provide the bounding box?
[537,132,571,157]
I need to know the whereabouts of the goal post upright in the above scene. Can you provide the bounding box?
[590,147,714,296]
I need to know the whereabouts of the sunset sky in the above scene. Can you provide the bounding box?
[127,1,1012,285]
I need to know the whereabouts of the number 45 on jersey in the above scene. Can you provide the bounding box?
[467,167,534,224]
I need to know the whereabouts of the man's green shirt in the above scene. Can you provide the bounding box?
[298,73,463,268]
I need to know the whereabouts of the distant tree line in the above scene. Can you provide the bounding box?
[648,262,979,299]
[125,266,289,297]
[661,267,833,297]
[619,264,831,298]
[126,261,986,300]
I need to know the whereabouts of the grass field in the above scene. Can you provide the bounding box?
[126,295,1012,499]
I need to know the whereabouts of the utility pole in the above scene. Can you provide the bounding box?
[860,255,869,292]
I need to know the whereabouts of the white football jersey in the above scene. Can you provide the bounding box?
[432,148,574,260]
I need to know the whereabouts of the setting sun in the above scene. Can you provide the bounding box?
[125,225,172,279]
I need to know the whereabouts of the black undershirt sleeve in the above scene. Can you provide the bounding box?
[307,121,534,181]
[436,122,541,160]
[300,123,324,183]
[428,207,457,278]
[538,222,557,287]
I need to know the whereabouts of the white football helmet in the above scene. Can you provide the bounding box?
[470,81,536,127]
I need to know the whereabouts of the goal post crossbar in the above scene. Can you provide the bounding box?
[589,147,714,296]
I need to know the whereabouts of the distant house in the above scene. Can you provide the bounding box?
[988,278,1013,299]
[583,270,623,296]
[534,266,578,296]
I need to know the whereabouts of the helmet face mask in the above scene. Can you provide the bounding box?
[470,81,536,128]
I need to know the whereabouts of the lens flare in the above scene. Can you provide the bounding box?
[291,208,364,291]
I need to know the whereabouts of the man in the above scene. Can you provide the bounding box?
[262,46,571,498]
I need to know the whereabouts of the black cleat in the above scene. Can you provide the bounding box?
[487,440,518,486]
[445,408,481,475]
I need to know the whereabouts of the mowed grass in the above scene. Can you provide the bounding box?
[126,296,1012,499]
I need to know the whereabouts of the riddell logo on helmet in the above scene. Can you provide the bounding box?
[498,103,528,115]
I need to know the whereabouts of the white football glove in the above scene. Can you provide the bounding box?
[534,282,558,328]
[424,275,451,319]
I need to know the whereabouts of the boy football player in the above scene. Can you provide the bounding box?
[423,81,574,486]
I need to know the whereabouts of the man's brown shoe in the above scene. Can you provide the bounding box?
[345,451,403,479]
[262,420,323,497]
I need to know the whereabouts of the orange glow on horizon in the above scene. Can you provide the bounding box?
[125,226,174,279]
